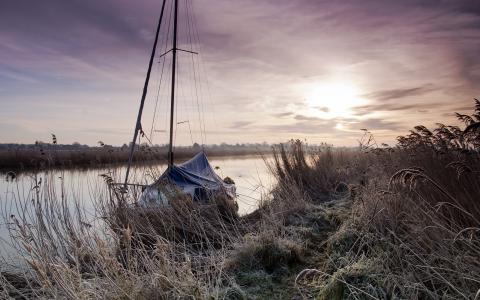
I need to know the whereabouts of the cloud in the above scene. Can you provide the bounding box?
[316,107,330,113]
[0,0,149,48]
[229,121,253,129]
[265,121,336,135]
[361,85,437,102]
[0,122,39,143]
[345,118,403,132]
[272,112,294,118]
[451,104,477,112]
[353,103,434,116]
[1,0,480,145]
[294,115,322,121]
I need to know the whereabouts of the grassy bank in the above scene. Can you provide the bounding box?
[1,101,480,299]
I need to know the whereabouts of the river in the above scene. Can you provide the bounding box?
[0,156,273,261]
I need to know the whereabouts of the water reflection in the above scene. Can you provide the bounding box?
[0,156,273,259]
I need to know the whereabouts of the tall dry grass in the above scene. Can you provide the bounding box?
[294,100,480,299]
[0,144,321,298]
[270,140,369,203]
[1,171,246,299]
[2,100,480,299]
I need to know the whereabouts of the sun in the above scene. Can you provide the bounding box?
[305,81,363,119]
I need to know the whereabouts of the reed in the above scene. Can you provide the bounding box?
[2,100,480,299]
[297,100,480,299]
[1,172,245,299]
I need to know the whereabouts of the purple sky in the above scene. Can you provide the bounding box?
[1,0,479,146]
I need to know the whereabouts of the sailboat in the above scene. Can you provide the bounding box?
[122,0,236,207]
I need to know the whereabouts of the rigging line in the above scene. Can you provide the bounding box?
[162,0,175,146]
[158,47,198,58]
[173,41,182,150]
[140,127,154,147]
[158,48,173,58]
[188,0,212,146]
[150,0,174,142]
[177,49,199,55]
[180,1,199,145]
[176,121,194,146]
[164,55,172,145]
[148,44,161,141]
[149,56,166,142]
[176,54,191,147]
[186,0,205,146]
[149,56,162,143]
[181,68,195,147]
[174,54,179,150]
[183,0,200,146]
[182,71,196,146]
[185,0,205,145]
[160,0,175,140]
[179,5,193,146]
[124,0,167,188]
[187,121,194,145]
[168,0,179,167]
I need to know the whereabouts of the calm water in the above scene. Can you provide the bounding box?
[0,156,273,261]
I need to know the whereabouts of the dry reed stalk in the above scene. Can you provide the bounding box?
[1,169,243,299]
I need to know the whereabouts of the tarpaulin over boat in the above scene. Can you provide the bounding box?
[138,152,235,207]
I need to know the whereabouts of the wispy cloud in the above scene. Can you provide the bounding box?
[0,0,479,145]
[345,118,402,132]
[360,85,437,102]
[272,112,294,118]
[229,121,253,129]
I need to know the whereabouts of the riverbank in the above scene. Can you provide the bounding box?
[0,144,271,173]
[2,137,479,299]
[2,102,480,298]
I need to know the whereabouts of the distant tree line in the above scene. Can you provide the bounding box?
[0,141,275,172]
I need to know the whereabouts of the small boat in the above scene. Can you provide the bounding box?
[138,151,236,207]
[121,0,237,207]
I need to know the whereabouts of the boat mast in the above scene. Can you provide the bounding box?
[168,0,179,168]
[124,0,167,189]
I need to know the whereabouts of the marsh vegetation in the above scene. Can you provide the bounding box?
[1,100,480,299]
[0,143,271,173]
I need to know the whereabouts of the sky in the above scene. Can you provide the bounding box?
[0,0,479,146]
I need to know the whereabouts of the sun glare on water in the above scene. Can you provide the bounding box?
[305,81,364,119]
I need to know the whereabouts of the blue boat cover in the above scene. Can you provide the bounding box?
[154,151,235,202]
